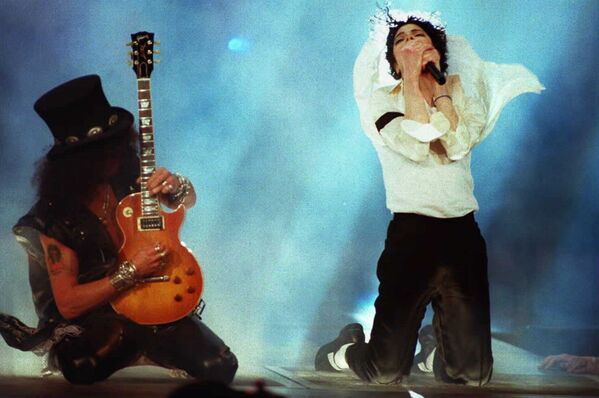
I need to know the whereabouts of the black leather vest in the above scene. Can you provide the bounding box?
[12,163,139,327]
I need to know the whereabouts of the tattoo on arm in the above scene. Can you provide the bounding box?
[47,244,63,275]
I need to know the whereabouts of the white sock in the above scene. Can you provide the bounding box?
[328,343,353,370]
[417,347,436,373]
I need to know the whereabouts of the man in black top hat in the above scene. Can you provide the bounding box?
[0,75,238,384]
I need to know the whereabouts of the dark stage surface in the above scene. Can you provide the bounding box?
[1,338,599,398]
[1,367,598,398]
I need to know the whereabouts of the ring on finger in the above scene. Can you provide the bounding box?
[159,251,167,258]
[154,244,161,253]
[161,180,168,186]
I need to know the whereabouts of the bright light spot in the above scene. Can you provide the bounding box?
[352,292,377,338]
[227,37,251,53]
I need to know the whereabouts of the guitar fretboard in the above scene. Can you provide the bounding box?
[137,78,159,217]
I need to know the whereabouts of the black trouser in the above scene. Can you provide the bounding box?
[347,212,493,385]
[50,310,238,385]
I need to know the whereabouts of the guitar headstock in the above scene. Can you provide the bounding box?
[128,31,160,78]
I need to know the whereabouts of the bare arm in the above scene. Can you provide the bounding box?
[399,40,430,124]
[432,84,459,131]
[41,234,117,320]
[41,234,168,320]
[402,42,459,130]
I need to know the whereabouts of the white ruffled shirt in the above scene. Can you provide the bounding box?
[354,34,544,218]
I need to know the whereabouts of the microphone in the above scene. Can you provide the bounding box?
[425,63,446,85]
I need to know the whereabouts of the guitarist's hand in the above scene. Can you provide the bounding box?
[131,243,168,277]
[140,167,197,209]
[146,167,179,196]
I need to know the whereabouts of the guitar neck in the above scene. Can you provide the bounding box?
[137,78,159,217]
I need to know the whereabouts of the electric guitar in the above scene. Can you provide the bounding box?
[111,32,203,325]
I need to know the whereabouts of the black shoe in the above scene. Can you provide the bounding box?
[413,324,437,373]
[314,323,365,372]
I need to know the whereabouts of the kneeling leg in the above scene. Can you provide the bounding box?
[145,316,238,385]
[50,316,141,385]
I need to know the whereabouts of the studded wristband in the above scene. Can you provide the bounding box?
[109,261,138,291]
[168,173,192,205]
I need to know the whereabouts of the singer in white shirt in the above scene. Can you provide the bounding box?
[315,8,543,386]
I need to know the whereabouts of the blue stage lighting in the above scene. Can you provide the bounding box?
[227,37,250,53]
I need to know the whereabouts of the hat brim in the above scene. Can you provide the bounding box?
[47,107,134,159]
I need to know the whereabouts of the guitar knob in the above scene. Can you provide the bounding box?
[187,286,196,294]
[185,268,195,276]
[173,276,182,284]
[174,294,183,302]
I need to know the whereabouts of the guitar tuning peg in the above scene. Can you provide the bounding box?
[127,61,133,66]
[128,51,133,56]
[126,42,133,46]
[154,59,161,64]
[154,50,161,54]
[155,40,161,45]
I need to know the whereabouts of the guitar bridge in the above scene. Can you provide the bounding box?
[137,216,164,231]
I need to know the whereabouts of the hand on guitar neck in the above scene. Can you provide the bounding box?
[141,167,197,209]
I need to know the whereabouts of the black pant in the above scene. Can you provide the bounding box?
[347,212,493,385]
[50,310,238,385]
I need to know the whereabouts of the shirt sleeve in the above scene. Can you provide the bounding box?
[437,77,487,161]
[369,88,431,162]
[353,39,387,147]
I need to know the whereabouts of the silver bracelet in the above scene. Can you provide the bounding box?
[168,173,192,204]
[432,94,452,107]
[109,261,138,291]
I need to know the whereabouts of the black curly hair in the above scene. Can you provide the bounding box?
[384,15,448,80]
[33,127,138,205]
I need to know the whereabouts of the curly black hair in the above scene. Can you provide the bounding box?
[384,15,448,80]
[33,127,138,205]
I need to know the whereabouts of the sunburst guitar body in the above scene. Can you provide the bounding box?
[110,32,203,325]
[112,194,203,325]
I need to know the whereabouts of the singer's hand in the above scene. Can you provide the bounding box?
[421,48,441,72]
[397,41,430,82]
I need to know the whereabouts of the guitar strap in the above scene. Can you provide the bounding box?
[192,299,206,320]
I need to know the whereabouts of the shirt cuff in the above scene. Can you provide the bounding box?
[400,112,450,143]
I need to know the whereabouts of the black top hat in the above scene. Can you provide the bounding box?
[34,74,134,159]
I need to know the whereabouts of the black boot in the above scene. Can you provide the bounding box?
[314,323,365,372]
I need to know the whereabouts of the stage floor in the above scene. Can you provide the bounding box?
[1,338,599,398]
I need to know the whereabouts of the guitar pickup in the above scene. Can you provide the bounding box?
[137,216,164,231]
